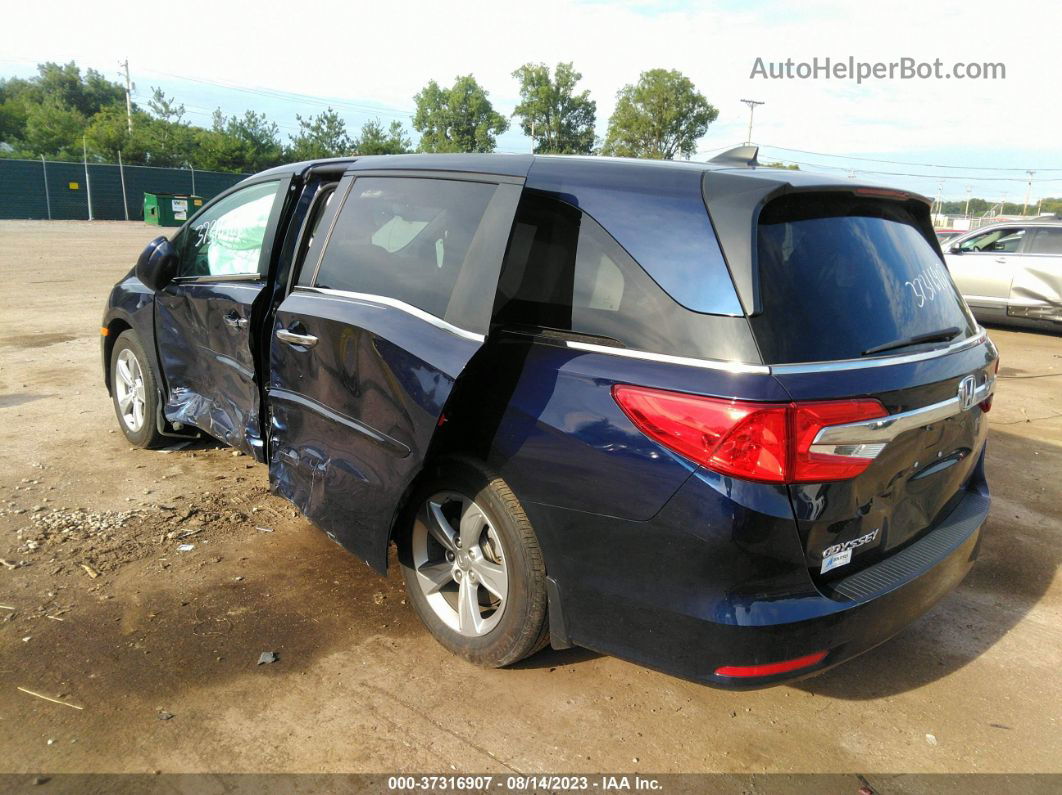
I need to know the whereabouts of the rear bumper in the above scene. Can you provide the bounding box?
[531,460,989,689]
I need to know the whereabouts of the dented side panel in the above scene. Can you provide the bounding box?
[268,290,481,572]
[1009,256,1062,324]
[156,280,268,457]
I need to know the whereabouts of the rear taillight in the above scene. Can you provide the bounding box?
[612,385,887,484]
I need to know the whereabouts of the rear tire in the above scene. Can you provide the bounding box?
[110,330,165,449]
[398,456,549,667]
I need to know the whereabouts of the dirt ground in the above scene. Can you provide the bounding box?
[1,220,1060,777]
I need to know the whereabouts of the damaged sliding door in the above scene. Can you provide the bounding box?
[268,171,523,571]
[155,178,288,458]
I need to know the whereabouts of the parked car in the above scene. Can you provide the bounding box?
[935,228,963,246]
[102,149,997,688]
[943,220,1062,331]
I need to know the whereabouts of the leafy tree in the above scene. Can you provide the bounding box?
[763,161,799,170]
[33,62,125,118]
[354,118,412,155]
[511,62,596,154]
[198,109,283,172]
[22,99,86,157]
[287,107,352,161]
[602,69,718,160]
[413,75,508,153]
[147,87,186,124]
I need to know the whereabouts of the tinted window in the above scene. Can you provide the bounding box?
[494,192,738,359]
[1028,227,1062,255]
[751,194,975,364]
[313,177,498,323]
[958,227,1025,253]
[178,181,279,277]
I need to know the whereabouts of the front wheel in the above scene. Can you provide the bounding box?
[398,457,549,667]
[110,330,164,448]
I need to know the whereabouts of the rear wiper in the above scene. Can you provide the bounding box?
[861,327,962,357]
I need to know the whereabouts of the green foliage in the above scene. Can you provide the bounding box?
[602,69,718,160]
[511,62,596,154]
[287,107,353,161]
[198,110,284,172]
[413,75,508,153]
[763,161,799,170]
[23,99,87,158]
[354,118,412,155]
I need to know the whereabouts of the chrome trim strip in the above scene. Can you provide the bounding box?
[292,286,486,343]
[564,340,771,375]
[563,330,989,376]
[770,329,989,375]
[813,376,995,450]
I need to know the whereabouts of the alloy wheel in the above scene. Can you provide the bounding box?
[410,491,509,637]
[115,348,147,433]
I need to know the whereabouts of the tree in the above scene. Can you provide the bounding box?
[147,87,186,124]
[413,75,508,153]
[602,69,718,160]
[22,99,86,157]
[353,118,412,155]
[511,62,596,154]
[763,161,799,170]
[287,107,352,161]
[198,109,283,172]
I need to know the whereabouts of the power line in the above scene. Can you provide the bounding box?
[758,143,1062,172]
[140,68,416,121]
[761,155,1062,183]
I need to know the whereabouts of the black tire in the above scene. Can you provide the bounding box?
[110,330,165,449]
[398,456,549,667]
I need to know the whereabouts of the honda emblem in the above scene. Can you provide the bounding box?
[958,375,977,411]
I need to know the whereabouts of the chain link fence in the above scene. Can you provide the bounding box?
[0,158,248,221]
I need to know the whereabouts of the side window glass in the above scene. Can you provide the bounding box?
[960,227,1022,253]
[313,177,499,323]
[493,193,686,353]
[1028,227,1062,255]
[295,184,339,287]
[179,181,280,277]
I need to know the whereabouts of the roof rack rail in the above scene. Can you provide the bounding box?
[709,145,759,168]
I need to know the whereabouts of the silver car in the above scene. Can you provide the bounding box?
[944,221,1062,331]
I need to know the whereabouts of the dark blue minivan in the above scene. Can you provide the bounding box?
[102,148,997,687]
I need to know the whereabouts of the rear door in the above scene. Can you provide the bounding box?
[747,192,997,583]
[156,178,287,458]
[1009,226,1062,323]
[267,171,523,571]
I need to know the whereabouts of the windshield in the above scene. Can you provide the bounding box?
[749,193,976,364]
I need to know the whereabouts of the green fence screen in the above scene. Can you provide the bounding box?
[0,159,249,221]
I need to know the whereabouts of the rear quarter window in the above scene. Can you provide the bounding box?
[750,193,976,364]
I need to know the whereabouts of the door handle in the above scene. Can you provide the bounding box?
[994,257,1008,264]
[223,311,248,329]
[276,328,318,348]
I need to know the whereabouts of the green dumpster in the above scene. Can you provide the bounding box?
[143,192,203,226]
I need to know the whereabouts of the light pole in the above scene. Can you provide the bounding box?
[740,99,764,145]
[964,185,972,218]
[1022,170,1035,217]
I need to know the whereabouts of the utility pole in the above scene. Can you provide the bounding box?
[964,185,973,217]
[1022,170,1035,217]
[120,59,133,132]
[934,181,944,218]
[740,99,764,145]
[82,136,93,221]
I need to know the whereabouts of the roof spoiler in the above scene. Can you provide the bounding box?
[709,145,759,168]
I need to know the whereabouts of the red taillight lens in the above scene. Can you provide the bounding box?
[612,385,887,484]
[791,400,889,482]
[715,650,828,678]
[612,385,789,482]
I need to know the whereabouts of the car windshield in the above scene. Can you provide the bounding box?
[750,193,976,364]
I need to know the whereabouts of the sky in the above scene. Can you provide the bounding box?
[3,0,1060,203]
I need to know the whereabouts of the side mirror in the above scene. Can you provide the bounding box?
[948,244,963,255]
[135,236,179,292]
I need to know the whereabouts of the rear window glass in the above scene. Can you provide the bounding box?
[751,194,976,364]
